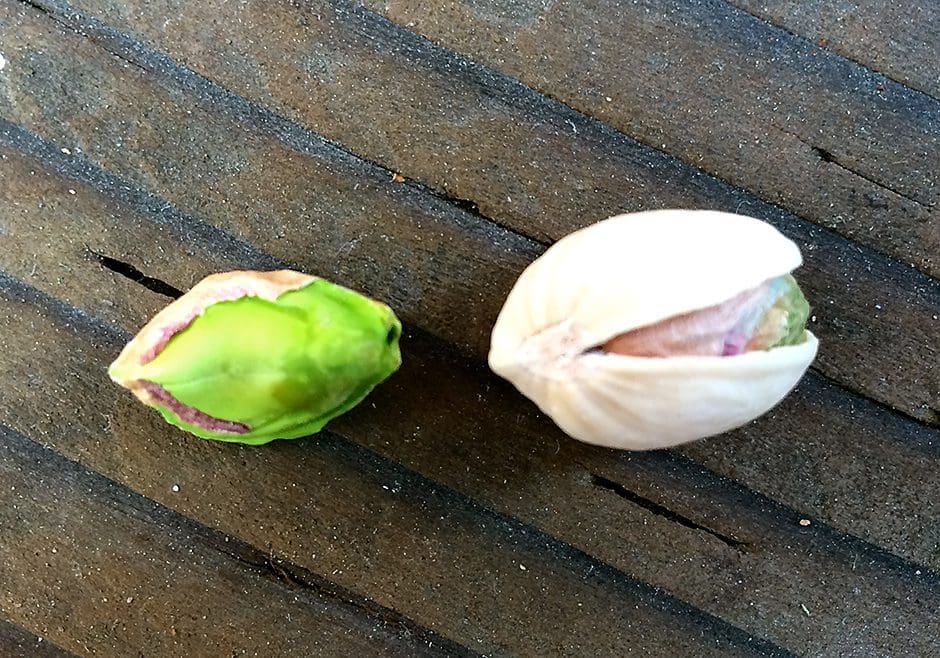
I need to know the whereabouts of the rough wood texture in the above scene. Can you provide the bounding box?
[0,0,938,656]
[0,16,936,569]
[357,0,939,273]
[0,617,74,658]
[10,0,937,425]
[1,122,937,657]
[0,273,781,657]
[0,424,472,657]
[730,0,940,98]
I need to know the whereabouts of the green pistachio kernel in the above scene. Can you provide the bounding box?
[109,270,401,445]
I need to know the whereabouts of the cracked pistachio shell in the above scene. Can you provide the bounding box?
[488,210,819,451]
[109,270,402,445]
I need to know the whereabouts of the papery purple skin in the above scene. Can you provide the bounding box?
[142,381,250,434]
[721,331,749,356]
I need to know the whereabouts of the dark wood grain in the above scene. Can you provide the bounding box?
[37,0,940,282]
[1,132,937,656]
[356,0,939,270]
[729,0,940,99]
[9,0,937,426]
[1,1,937,655]
[0,0,936,565]
[0,275,787,658]
[0,617,74,658]
[0,425,472,658]
[4,0,939,426]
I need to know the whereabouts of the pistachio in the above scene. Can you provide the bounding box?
[488,210,818,450]
[109,270,402,444]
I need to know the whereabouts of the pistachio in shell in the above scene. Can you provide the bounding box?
[488,210,819,450]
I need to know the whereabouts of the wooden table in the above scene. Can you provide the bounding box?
[1,1,937,655]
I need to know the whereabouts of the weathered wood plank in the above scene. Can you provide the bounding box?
[356,0,940,269]
[1,74,937,567]
[29,0,939,281]
[0,3,936,646]
[0,618,74,658]
[729,0,940,99]
[5,0,937,425]
[0,278,786,658]
[0,1,936,561]
[1,137,938,656]
[0,425,474,658]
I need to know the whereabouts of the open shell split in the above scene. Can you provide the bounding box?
[488,210,819,450]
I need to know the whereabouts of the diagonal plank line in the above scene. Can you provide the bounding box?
[808,364,940,439]
[14,4,940,433]
[15,0,939,279]
[1,1,932,644]
[0,420,482,658]
[0,49,936,431]
[0,110,936,442]
[0,118,937,565]
[633,447,940,585]
[722,0,940,104]
[0,290,795,657]
[13,0,940,424]
[0,615,78,658]
[331,0,938,209]
[1,257,936,593]
[0,125,284,272]
[13,0,550,252]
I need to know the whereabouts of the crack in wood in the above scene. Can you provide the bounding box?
[13,0,541,257]
[0,118,284,271]
[810,146,930,208]
[87,249,183,299]
[773,124,931,208]
[812,146,836,164]
[211,545,407,626]
[591,474,751,550]
[4,269,938,641]
[17,0,51,16]
[25,0,933,271]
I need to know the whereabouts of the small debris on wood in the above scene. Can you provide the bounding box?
[799,519,811,527]
[391,172,405,183]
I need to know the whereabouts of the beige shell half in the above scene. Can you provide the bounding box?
[488,210,819,450]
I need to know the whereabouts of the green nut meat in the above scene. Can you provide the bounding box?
[109,270,402,445]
